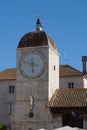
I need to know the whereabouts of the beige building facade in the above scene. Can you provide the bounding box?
[59,65,87,89]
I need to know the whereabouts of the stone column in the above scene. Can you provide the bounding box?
[83,115,87,130]
[82,56,87,73]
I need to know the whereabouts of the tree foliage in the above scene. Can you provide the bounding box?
[0,123,6,130]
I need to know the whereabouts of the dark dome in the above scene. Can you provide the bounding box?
[18,31,58,51]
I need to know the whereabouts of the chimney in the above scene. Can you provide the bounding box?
[82,56,87,73]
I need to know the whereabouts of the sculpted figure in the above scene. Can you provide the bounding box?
[29,96,33,111]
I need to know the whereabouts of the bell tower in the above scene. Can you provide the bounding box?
[12,18,59,130]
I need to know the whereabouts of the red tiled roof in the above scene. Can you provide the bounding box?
[59,65,82,77]
[0,65,84,80]
[48,88,87,108]
[0,68,16,80]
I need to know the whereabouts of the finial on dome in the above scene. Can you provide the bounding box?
[36,17,42,31]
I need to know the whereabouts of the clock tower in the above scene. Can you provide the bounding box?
[12,18,60,130]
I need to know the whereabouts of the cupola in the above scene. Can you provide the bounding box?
[18,18,58,52]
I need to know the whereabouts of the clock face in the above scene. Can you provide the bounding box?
[20,53,44,78]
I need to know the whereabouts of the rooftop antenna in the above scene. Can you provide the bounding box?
[64,50,68,65]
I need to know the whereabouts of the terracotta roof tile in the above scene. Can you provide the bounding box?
[59,65,82,77]
[0,68,16,80]
[48,88,87,108]
[0,65,84,80]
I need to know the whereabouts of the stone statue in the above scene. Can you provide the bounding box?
[29,96,34,111]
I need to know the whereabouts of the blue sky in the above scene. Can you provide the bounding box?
[0,0,87,71]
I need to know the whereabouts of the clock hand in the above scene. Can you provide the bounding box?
[34,64,39,67]
[23,61,35,67]
[23,60,35,73]
[23,59,39,74]
[30,59,35,73]
[32,67,34,73]
[23,60,39,67]
[23,61,31,64]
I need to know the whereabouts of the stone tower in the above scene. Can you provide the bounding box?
[12,18,59,130]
